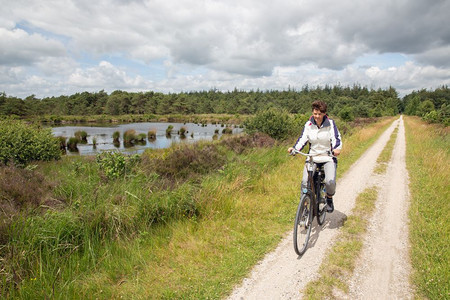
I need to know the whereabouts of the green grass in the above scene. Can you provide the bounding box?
[373,126,398,174]
[404,116,450,299]
[1,117,397,299]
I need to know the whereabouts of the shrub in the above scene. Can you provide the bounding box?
[222,127,233,134]
[0,119,60,166]
[74,131,87,143]
[112,131,120,142]
[0,165,54,214]
[339,106,355,122]
[137,133,147,142]
[123,129,137,144]
[179,126,187,137]
[142,143,226,180]
[220,132,276,154]
[67,137,79,152]
[244,108,293,140]
[422,110,439,123]
[166,125,173,136]
[148,129,157,140]
[57,136,67,151]
[96,151,140,180]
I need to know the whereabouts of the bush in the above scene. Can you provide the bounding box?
[74,131,87,143]
[112,131,120,142]
[57,136,67,151]
[67,137,79,152]
[96,151,140,180]
[137,133,147,142]
[123,129,137,144]
[339,106,355,122]
[222,127,233,134]
[220,132,276,154]
[244,108,293,140]
[0,119,60,166]
[166,125,174,136]
[142,143,226,180]
[422,110,439,123]
[148,129,157,140]
[179,126,187,137]
[0,165,54,214]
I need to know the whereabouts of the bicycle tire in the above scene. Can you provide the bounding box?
[293,193,312,256]
[317,182,327,225]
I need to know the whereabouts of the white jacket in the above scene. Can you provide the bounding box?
[293,115,342,163]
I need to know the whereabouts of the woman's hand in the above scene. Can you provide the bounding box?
[288,147,294,154]
[332,149,341,156]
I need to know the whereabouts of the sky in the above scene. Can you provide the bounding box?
[1,0,450,99]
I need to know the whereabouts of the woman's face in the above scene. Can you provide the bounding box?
[313,109,325,125]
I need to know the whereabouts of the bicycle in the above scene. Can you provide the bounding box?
[290,150,335,256]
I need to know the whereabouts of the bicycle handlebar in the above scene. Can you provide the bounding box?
[289,149,336,158]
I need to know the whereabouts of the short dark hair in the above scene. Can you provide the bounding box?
[312,100,327,113]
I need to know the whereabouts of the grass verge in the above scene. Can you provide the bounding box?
[404,116,449,299]
[373,126,398,174]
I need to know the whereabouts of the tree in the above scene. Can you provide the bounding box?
[417,99,435,117]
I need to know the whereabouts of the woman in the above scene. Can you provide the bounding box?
[288,100,342,212]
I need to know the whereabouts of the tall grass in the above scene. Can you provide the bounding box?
[404,116,449,299]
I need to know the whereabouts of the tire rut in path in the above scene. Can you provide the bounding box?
[226,118,401,300]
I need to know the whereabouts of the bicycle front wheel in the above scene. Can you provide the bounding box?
[317,183,327,225]
[293,194,312,256]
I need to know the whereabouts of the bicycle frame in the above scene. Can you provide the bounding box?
[291,150,334,218]
[291,149,335,256]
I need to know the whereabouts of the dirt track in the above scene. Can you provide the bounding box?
[227,117,412,299]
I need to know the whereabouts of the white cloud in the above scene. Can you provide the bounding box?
[0,0,449,98]
[68,60,148,90]
[0,27,66,66]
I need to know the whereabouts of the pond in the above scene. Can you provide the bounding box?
[52,122,243,155]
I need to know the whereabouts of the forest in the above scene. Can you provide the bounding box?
[0,85,448,125]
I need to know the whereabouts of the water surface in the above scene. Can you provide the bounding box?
[52,122,242,155]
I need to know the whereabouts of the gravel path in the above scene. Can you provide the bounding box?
[226,117,412,299]
[348,116,412,299]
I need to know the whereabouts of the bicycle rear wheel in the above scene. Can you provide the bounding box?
[293,194,312,256]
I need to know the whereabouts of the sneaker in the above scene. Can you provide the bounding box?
[326,197,334,213]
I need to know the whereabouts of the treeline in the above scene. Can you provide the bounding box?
[402,85,450,125]
[0,85,402,121]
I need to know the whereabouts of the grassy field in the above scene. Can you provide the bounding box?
[1,117,395,299]
[404,116,449,299]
